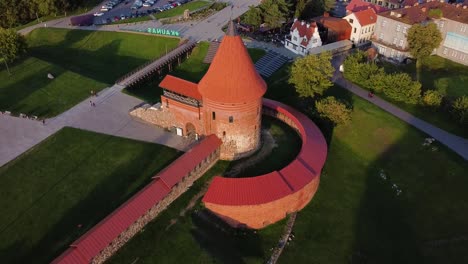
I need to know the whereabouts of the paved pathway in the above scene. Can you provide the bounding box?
[332,55,468,160]
[0,85,191,167]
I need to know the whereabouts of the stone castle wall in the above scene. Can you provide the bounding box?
[90,148,220,264]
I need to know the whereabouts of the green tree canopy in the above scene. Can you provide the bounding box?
[422,90,443,108]
[242,0,292,29]
[289,51,334,98]
[407,23,442,80]
[243,6,262,27]
[452,96,468,125]
[301,0,335,19]
[315,96,352,126]
[0,27,27,63]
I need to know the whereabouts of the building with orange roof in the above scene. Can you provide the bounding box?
[285,19,322,55]
[344,8,378,46]
[313,13,353,43]
[132,21,266,160]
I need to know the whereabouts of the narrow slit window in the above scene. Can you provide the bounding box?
[229,116,234,123]
[212,111,216,120]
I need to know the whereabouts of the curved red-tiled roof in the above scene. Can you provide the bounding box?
[159,75,201,100]
[203,99,328,206]
[198,22,267,103]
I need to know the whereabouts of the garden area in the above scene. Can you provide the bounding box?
[0,28,179,117]
[0,127,180,264]
[343,52,468,138]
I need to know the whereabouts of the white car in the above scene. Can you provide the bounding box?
[94,12,105,16]
[101,7,110,11]
[143,2,152,7]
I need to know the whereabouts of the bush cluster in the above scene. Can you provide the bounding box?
[315,96,352,126]
[343,51,467,125]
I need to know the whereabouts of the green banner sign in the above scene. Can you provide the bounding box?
[147,28,180,37]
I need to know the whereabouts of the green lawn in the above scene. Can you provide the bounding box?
[0,127,180,264]
[155,1,212,19]
[0,28,179,117]
[117,61,468,263]
[378,55,468,138]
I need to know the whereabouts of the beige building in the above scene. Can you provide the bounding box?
[344,8,378,46]
[372,1,468,65]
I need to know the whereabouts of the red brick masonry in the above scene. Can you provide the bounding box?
[203,99,328,229]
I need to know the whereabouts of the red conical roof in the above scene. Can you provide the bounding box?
[198,22,267,103]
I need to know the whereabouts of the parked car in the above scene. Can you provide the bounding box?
[143,2,152,7]
[94,12,104,16]
[101,7,110,11]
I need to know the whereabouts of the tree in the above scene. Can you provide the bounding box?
[422,90,443,108]
[289,51,334,98]
[302,0,335,19]
[0,27,27,74]
[260,0,291,29]
[407,23,442,81]
[315,96,352,126]
[382,73,421,104]
[243,6,262,28]
[295,0,307,18]
[452,96,468,125]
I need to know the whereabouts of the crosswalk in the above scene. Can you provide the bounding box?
[255,51,290,78]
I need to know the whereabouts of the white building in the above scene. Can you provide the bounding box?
[285,19,322,55]
[344,8,377,46]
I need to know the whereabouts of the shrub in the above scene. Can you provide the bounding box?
[422,90,443,108]
[315,96,352,126]
[452,96,468,125]
[382,73,421,104]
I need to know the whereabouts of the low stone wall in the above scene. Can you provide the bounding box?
[90,148,220,264]
[130,105,176,129]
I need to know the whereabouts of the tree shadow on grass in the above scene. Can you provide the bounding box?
[0,130,180,264]
[190,209,264,264]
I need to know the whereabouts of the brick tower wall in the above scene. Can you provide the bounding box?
[202,98,262,160]
[204,176,320,229]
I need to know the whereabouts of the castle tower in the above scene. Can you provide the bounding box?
[198,21,267,160]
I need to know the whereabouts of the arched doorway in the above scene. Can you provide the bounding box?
[185,123,196,140]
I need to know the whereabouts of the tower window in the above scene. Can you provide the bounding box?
[212,111,216,120]
[223,131,226,136]
[229,116,234,123]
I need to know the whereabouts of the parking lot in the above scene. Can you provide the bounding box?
[93,0,183,24]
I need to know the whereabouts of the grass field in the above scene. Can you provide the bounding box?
[116,60,467,263]
[123,42,266,103]
[379,55,468,137]
[0,127,180,264]
[0,28,179,117]
[155,0,212,19]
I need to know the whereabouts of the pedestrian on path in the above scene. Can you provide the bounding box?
[42,119,45,125]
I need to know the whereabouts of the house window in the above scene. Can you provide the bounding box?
[396,24,401,32]
[354,28,357,33]
[379,33,384,40]
[361,28,364,34]
[223,131,226,136]
[229,116,233,123]
[399,39,404,47]
[382,20,387,27]
[372,25,374,31]
[390,49,395,57]
[393,37,397,45]
[461,25,467,33]
[212,112,216,120]
[293,36,297,41]
[396,51,401,58]
[403,26,407,33]
[440,22,444,28]
[349,18,354,23]
[443,48,448,55]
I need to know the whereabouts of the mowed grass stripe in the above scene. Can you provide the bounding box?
[0,28,179,117]
[0,127,180,263]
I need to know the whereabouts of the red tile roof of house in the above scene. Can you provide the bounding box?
[290,20,318,47]
[52,136,222,264]
[346,0,388,13]
[354,8,378,26]
[314,16,352,41]
[379,1,468,25]
[198,21,267,104]
[203,99,328,207]
[159,75,201,101]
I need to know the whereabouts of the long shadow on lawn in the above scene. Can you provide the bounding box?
[350,131,468,264]
[1,133,180,264]
[191,209,264,264]
[29,38,149,84]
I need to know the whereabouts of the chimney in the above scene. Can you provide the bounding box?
[414,3,419,6]
[306,23,310,28]
[421,7,427,12]
[463,5,467,9]
[294,18,298,22]
[301,21,305,25]
[456,3,461,8]
[324,12,330,17]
